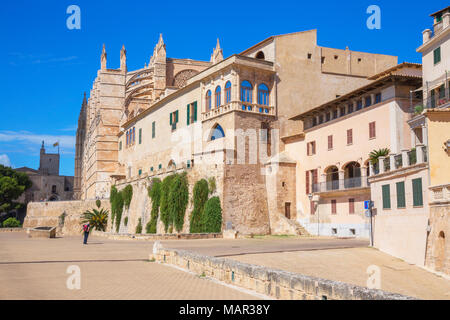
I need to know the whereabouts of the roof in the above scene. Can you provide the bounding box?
[367,62,422,80]
[430,6,450,17]
[290,63,422,121]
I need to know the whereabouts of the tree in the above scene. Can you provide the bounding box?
[369,148,390,165]
[0,165,32,213]
[81,208,109,232]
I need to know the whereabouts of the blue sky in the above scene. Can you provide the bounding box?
[0,0,446,176]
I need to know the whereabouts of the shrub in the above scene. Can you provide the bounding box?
[122,185,133,209]
[369,148,390,165]
[135,218,142,234]
[146,178,161,234]
[95,199,101,209]
[124,216,128,226]
[160,174,176,232]
[414,105,424,114]
[201,197,222,233]
[2,217,21,228]
[110,186,118,226]
[208,177,216,195]
[190,179,209,233]
[168,172,189,233]
[114,191,124,233]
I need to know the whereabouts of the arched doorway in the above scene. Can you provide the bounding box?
[325,166,339,190]
[344,161,361,188]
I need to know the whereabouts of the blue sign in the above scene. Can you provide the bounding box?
[364,200,373,210]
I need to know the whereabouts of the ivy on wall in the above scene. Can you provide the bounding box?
[122,185,133,209]
[190,179,209,233]
[109,184,133,233]
[201,196,222,233]
[160,174,176,232]
[168,172,189,233]
[135,217,142,234]
[146,178,161,234]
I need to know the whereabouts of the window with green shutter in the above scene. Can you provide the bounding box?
[138,128,142,144]
[152,121,155,138]
[412,178,423,207]
[396,182,405,208]
[434,47,441,64]
[193,101,197,122]
[138,169,142,176]
[382,184,391,209]
[187,104,190,125]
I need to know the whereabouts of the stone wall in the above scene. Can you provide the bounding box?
[425,204,450,275]
[152,247,415,300]
[24,200,110,236]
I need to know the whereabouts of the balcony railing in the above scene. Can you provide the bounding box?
[372,145,428,176]
[313,177,368,193]
[202,101,275,120]
[429,183,450,203]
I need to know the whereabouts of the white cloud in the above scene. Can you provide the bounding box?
[0,154,11,167]
[0,131,75,154]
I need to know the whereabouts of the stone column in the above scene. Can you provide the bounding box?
[401,149,409,167]
[389,154,396,170]
[379,156,385,173]
[338,171,345,190]
[421,124,428,146]
[369,163,375,176]
[371,93,375,105]
[361,166,368,187]
[416,143,425,163]
[422,29,432,44]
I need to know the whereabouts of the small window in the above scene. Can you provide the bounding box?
[412,178,423,207]
[347,129,353,145]
[331,200,337,214]
[349,198,355,214]
[138,169,142,176]
[333,109,338,119]
[312,117,317,127]
[318,114,324,124]
[119,141,122,150]
[150,167,154,172]
[328,135,333,150]
[325,112,331,122]
[152,121,156,138]
[170,110,179,131]
[369,122,376,139]
[375,93,382,104]
[321,57,325,64]
[356,100,363,110]
[396,181,405,208]
[206,90,212,110]
[340,106,346,116]
[138,128,142,144]
[215,86,221,108]
[348,103,354,114]
[307,141,316,156]
[257,83,269,106]
[225,81,232,103]
[434,47,441,65]
[382,184,391,209]
[365,96,372,107]
[332,228,338,235]
[256,51,265,60]
[158,164,162,170]
[307,53,312,59]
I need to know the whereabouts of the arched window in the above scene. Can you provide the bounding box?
[210,124,225,141]
[256,51,265,60]
[132,127,136,143]
[206,90,212,110]
[225,81,231,103]
[240,80,253,110]
[258,83,269,106]
[126,131,129,146]
[215,86,221,108]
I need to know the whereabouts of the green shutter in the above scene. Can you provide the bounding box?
[193,101,198,122]
[382,184,391,209]
[175,110,179,123]
[152,122,155,138]
[170,113,172,125]
[412,178,423,207]
[139,128,142,144]
[434,47,441,64]
[396,182,405,208]
[187,104,190,125]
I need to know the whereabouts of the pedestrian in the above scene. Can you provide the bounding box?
[82,222,90,245]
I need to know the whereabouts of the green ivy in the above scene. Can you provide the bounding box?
[208,177,216,195]
[168,172,189,233]
[124,216,128,226]
[146,178,161,234]
[160,174,176,232]
[201,197,222,233]
[110,186,118,226]
[122,185,133,209]
[190,179,209,233]
[135,218,142,234]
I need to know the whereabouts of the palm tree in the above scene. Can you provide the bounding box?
[81,208,109,232]
[369,148,390,165]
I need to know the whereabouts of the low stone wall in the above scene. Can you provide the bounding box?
[152,247,415,300]
[0,228,24,232]
[92,231,222,241]
[24,200,110,236]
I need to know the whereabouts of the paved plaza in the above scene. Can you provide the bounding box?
[1,232,449,300]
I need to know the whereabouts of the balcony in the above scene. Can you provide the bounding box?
[202,101,275,121]
[429,183,450,204]
[313,177,368,193]
[372,145,428,176]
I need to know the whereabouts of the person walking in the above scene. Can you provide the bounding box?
[82,222,90,245]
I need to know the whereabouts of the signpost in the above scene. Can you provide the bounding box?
[364,200,374,246]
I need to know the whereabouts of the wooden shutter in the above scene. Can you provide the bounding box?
[139,128,142,144]
[396,182,405,208]
[347,129,353,144]
[382,185,391,209]
[152,122,155,138]
[310,200,315,215]
[306,171,310,194]
[187,104,190,125]
[193,101,198,122]
[349,198,354,214]
[312,141,316,154]
[331,200,337,214]
[175,110,179,123]
[328,135,333,149]
[412,178,423,206]
[369,122,376,139]
[312,169,318,184]
[170,113,172,125]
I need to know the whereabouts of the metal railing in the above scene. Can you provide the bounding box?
[313,177,368,193]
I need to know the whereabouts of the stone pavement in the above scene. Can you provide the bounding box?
[228,248,450,300]
[0,233,258,300]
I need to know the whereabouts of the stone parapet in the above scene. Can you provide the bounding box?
[152,247,416,300]
[92,231,222,241]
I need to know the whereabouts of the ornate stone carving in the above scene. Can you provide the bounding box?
[173,69,199,88]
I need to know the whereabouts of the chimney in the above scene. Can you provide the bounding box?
[443,12,450,29]
[422,29,432,44]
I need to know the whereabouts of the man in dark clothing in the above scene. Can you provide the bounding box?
[82,222,90,245]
